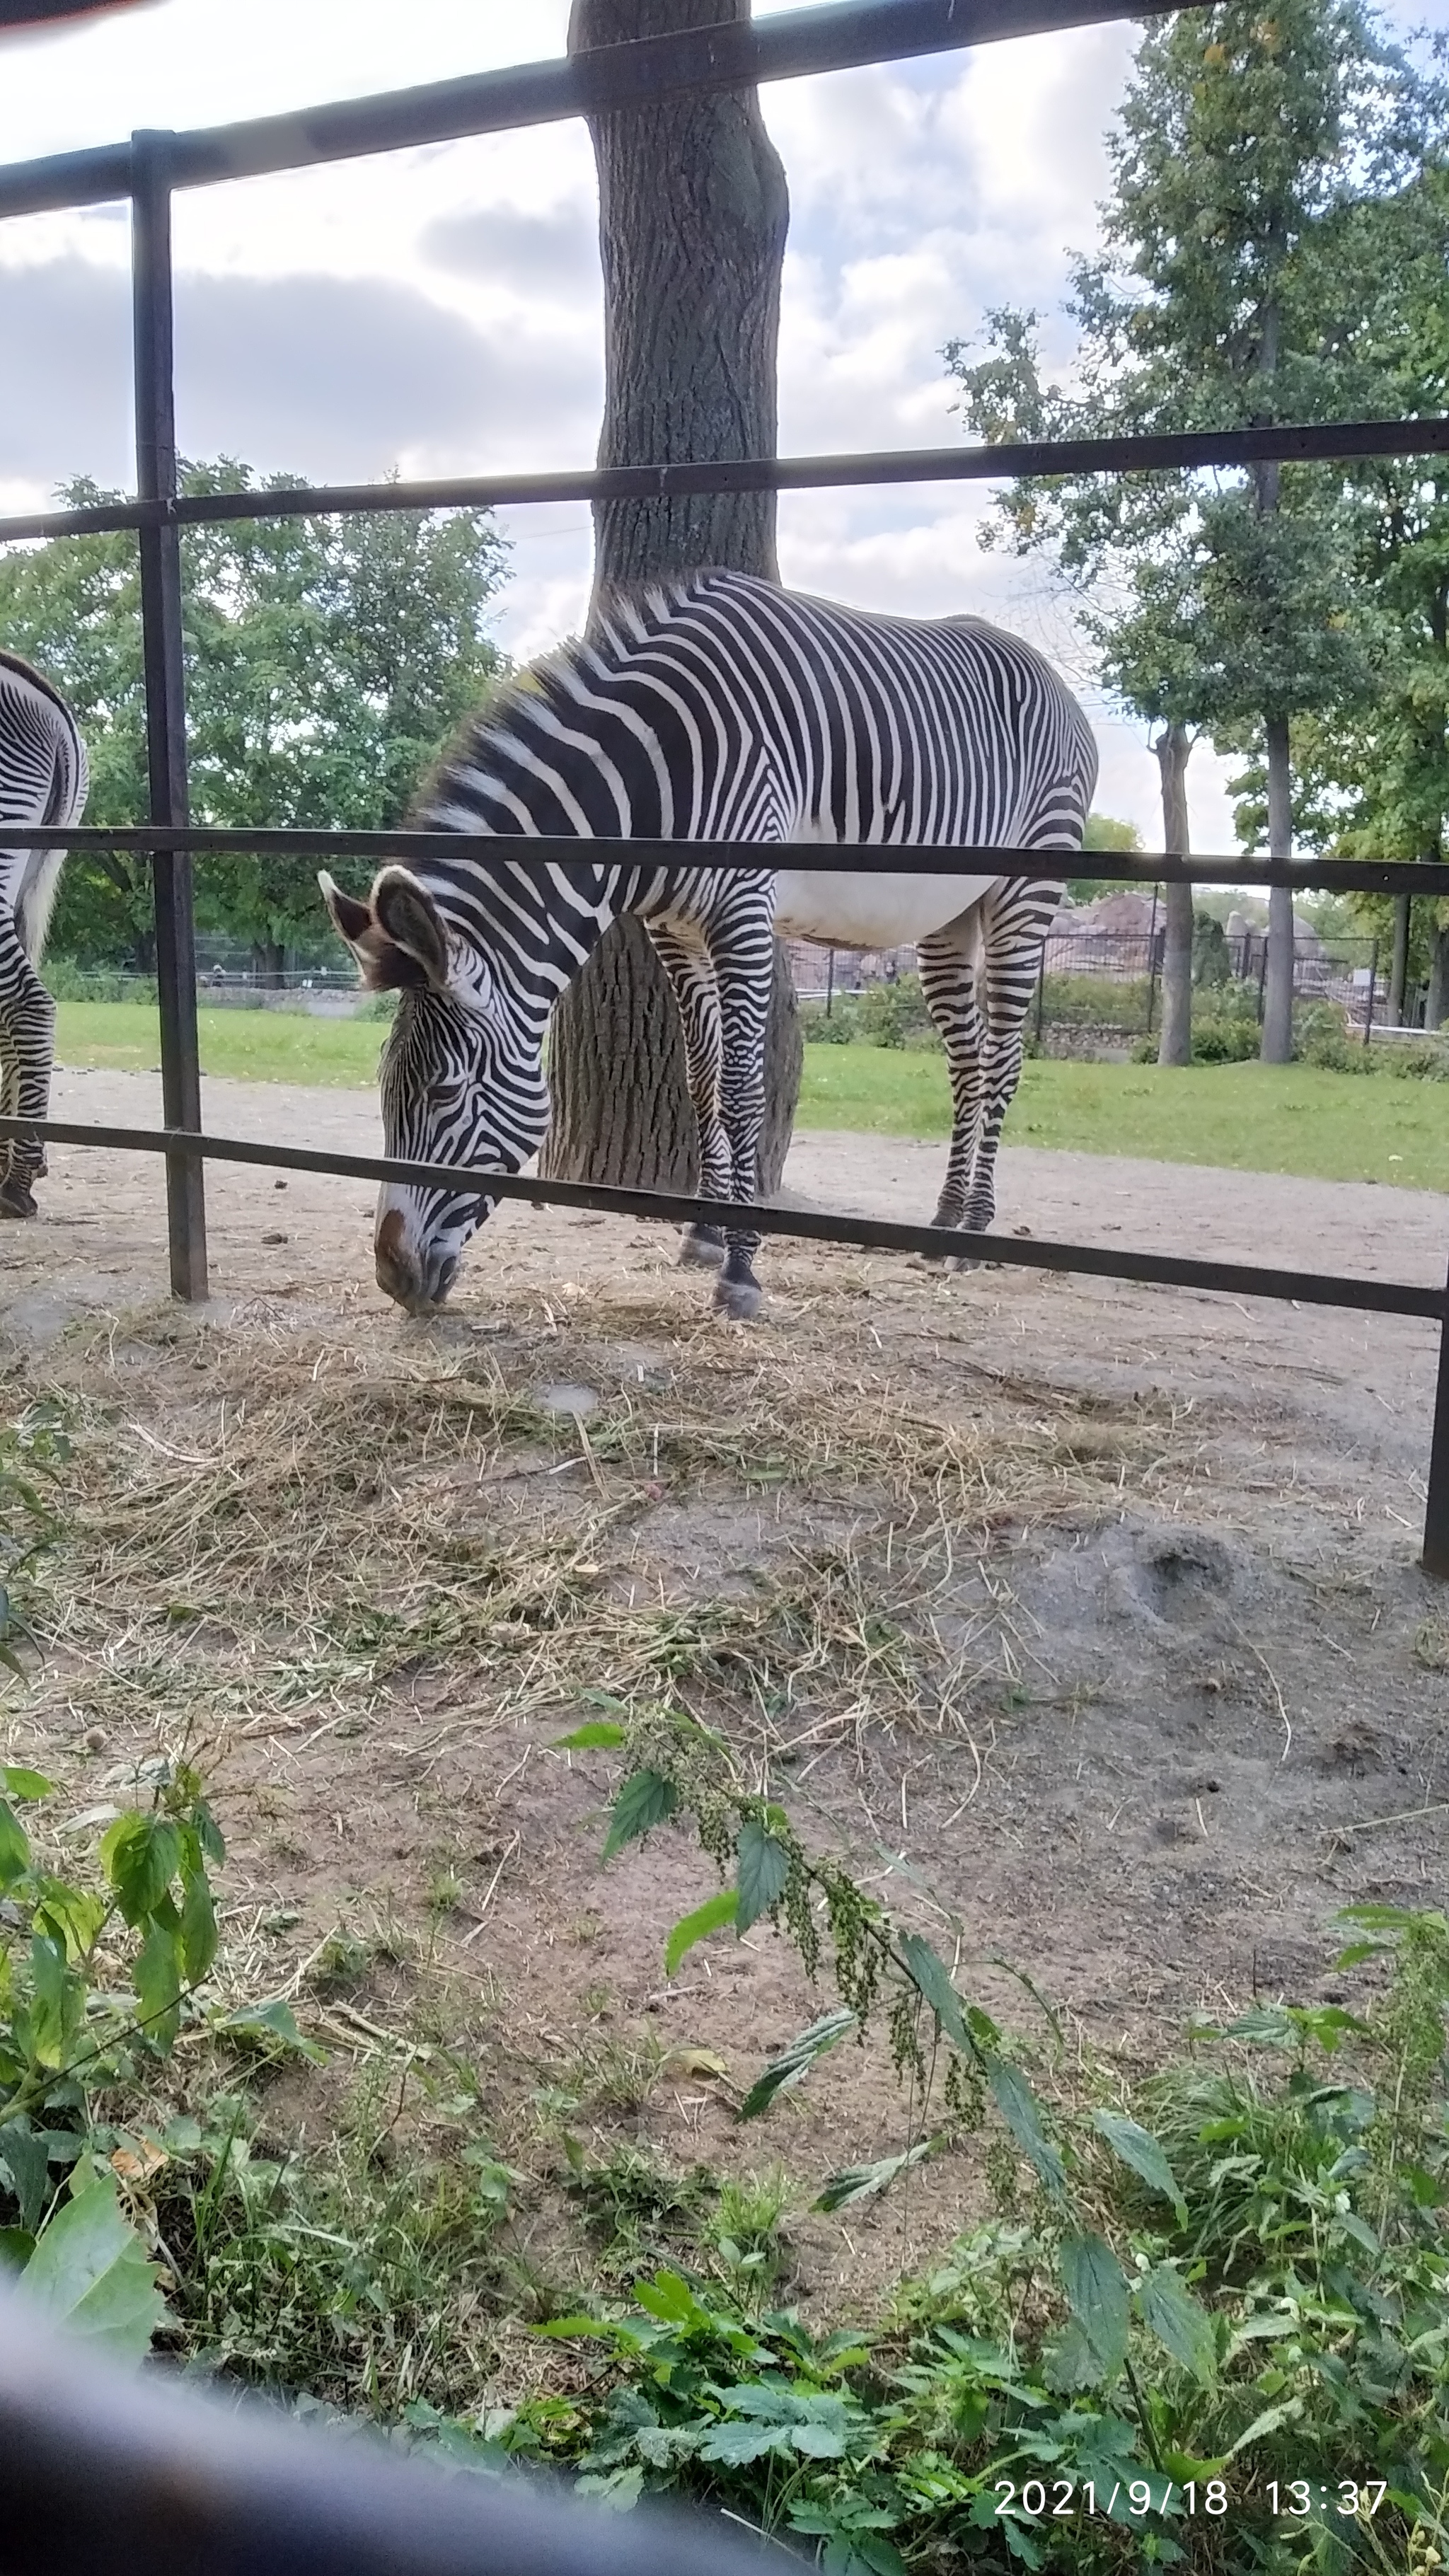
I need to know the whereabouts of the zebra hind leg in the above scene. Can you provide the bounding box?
[917,933,986,1267]
[708,912,774,1324]
[959,880,1061,1244]
[0,936,55,1219]
[647,922,731,1274]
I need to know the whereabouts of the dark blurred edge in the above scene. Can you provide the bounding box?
[0,0,151,26]
[0,2287,782,2576]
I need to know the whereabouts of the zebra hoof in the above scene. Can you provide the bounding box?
[713,1276,763,1323]
[0,1176,38,1220]
[679,1225,726,1270]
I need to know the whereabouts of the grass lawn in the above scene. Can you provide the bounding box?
[53,1003,1449,1191]
[54,1000,386,1087]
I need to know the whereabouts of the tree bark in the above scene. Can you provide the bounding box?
[540,0,801,1198]
[1260,717,1295,1063]
[1154,722,1193,1067]
[1387,891,1412,1027]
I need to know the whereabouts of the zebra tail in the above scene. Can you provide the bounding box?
[16,722,88,970]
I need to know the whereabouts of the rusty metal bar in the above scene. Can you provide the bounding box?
[0,0,1217,219]
[11,826,1449,901]
[4,412,1449,549]
[132,133,207,1303]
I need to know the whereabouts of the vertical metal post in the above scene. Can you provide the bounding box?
[1035,953,1046,1043]
[1426,1257,1449,1582]
[1145,887,1160,1037]
[132,131,207,1302]
[1257,936,1269,1026]
[825,947,834,1019]
[1364,939,1378,1049]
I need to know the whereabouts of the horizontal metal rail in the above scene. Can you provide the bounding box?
[4,1116,1445,1324]
[14,827,1449,900]
[0,0,1213,219]
[5,414,1449,548]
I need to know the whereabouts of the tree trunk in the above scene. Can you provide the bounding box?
[1426,918,1448,1030]
[250,938,285,989]
[539,0,801,1198]
[1260,717,1295,1063]
[1387,891,1412,1027]
[1154,722,1193,1067]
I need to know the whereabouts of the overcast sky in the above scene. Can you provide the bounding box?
[1,0,1442,848]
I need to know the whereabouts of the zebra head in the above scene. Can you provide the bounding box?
[321,866,549,1312]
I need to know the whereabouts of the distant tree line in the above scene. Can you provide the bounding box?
[947,0,1449,1058]
[0,461,508,983]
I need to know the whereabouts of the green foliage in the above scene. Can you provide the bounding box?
[0,1752,225,2219]
[946,1,1433,841]
[0,459,507,971]
[478,1820,1449,2570]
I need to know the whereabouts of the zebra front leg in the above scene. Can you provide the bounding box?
[918,932,986,1263]
[647,921,731,1271]
[710,918,776,1322]
[0,939,54,1220]
[962,880,1061,1238]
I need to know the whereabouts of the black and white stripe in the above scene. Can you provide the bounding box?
[0,650,88,1218]
[322,571,1097,1315]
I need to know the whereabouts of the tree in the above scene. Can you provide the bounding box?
[538,0,802,1203]
[0,462,508,977]
[947,1,1421,1063]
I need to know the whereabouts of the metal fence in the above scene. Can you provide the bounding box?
[0,0,1444,1678]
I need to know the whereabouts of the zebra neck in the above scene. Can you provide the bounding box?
[422,851,633,1008]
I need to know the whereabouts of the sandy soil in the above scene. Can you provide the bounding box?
[2,1068,1446,2310]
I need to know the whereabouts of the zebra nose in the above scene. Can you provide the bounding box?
[375,1210,458,1312]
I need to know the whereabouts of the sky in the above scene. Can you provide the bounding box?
[0,0,1441,849]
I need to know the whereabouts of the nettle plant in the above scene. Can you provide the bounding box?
[0,1399,71,1677]
[0,1752,228,2356]
[543,1707,1449,2569]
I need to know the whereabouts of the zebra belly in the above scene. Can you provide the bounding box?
[771,870,1001,952]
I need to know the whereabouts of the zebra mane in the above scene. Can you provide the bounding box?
[0,647,76,722]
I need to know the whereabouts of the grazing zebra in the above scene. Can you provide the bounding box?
[321,572,1096,1318]
[0,652,88,1220]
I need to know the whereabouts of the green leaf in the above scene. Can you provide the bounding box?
[898,1933,971,2055]
[1059,2230,1131,2381]
[28,1933,82,2068]
[0,2121,51,2233]
[664,1888,738,1977]
[634,2270,708,2329]
[0,2228,35,2269]
[100,1815,181,1926]
[1,1767,52,1802]
[987,2057,1066,2200]
[1225,2399,1302,2459]
[0,1799,29,1891]
[739,2009,858,2122]
[813,2142,933,2211]
[180,1869,219,1985]
[32,1879,107,1963]
[193,1801,226,1868]
[134,1919,183,2053]
[552,1721,628,1751]
[698,2420,792,2466]
[1092,2109,1188,2224]
[601,1770,678,1861]
[218,1998,324,2062]
[1136,2261,1217,2386]
[19,2176,165,2363]
[735,1820,790,1931]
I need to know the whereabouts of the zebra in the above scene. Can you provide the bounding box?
[0,652,88,1220]
[320,571,1097,1318]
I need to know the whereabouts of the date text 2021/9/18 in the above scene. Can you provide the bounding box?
[993,2477,1390,2524]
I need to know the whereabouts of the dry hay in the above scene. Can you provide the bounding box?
[9,1267,1211,1781]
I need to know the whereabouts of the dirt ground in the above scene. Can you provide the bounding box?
[2,1065,1447,2312]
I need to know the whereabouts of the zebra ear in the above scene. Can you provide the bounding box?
[318,873,374,949]
[371,866,451,992]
